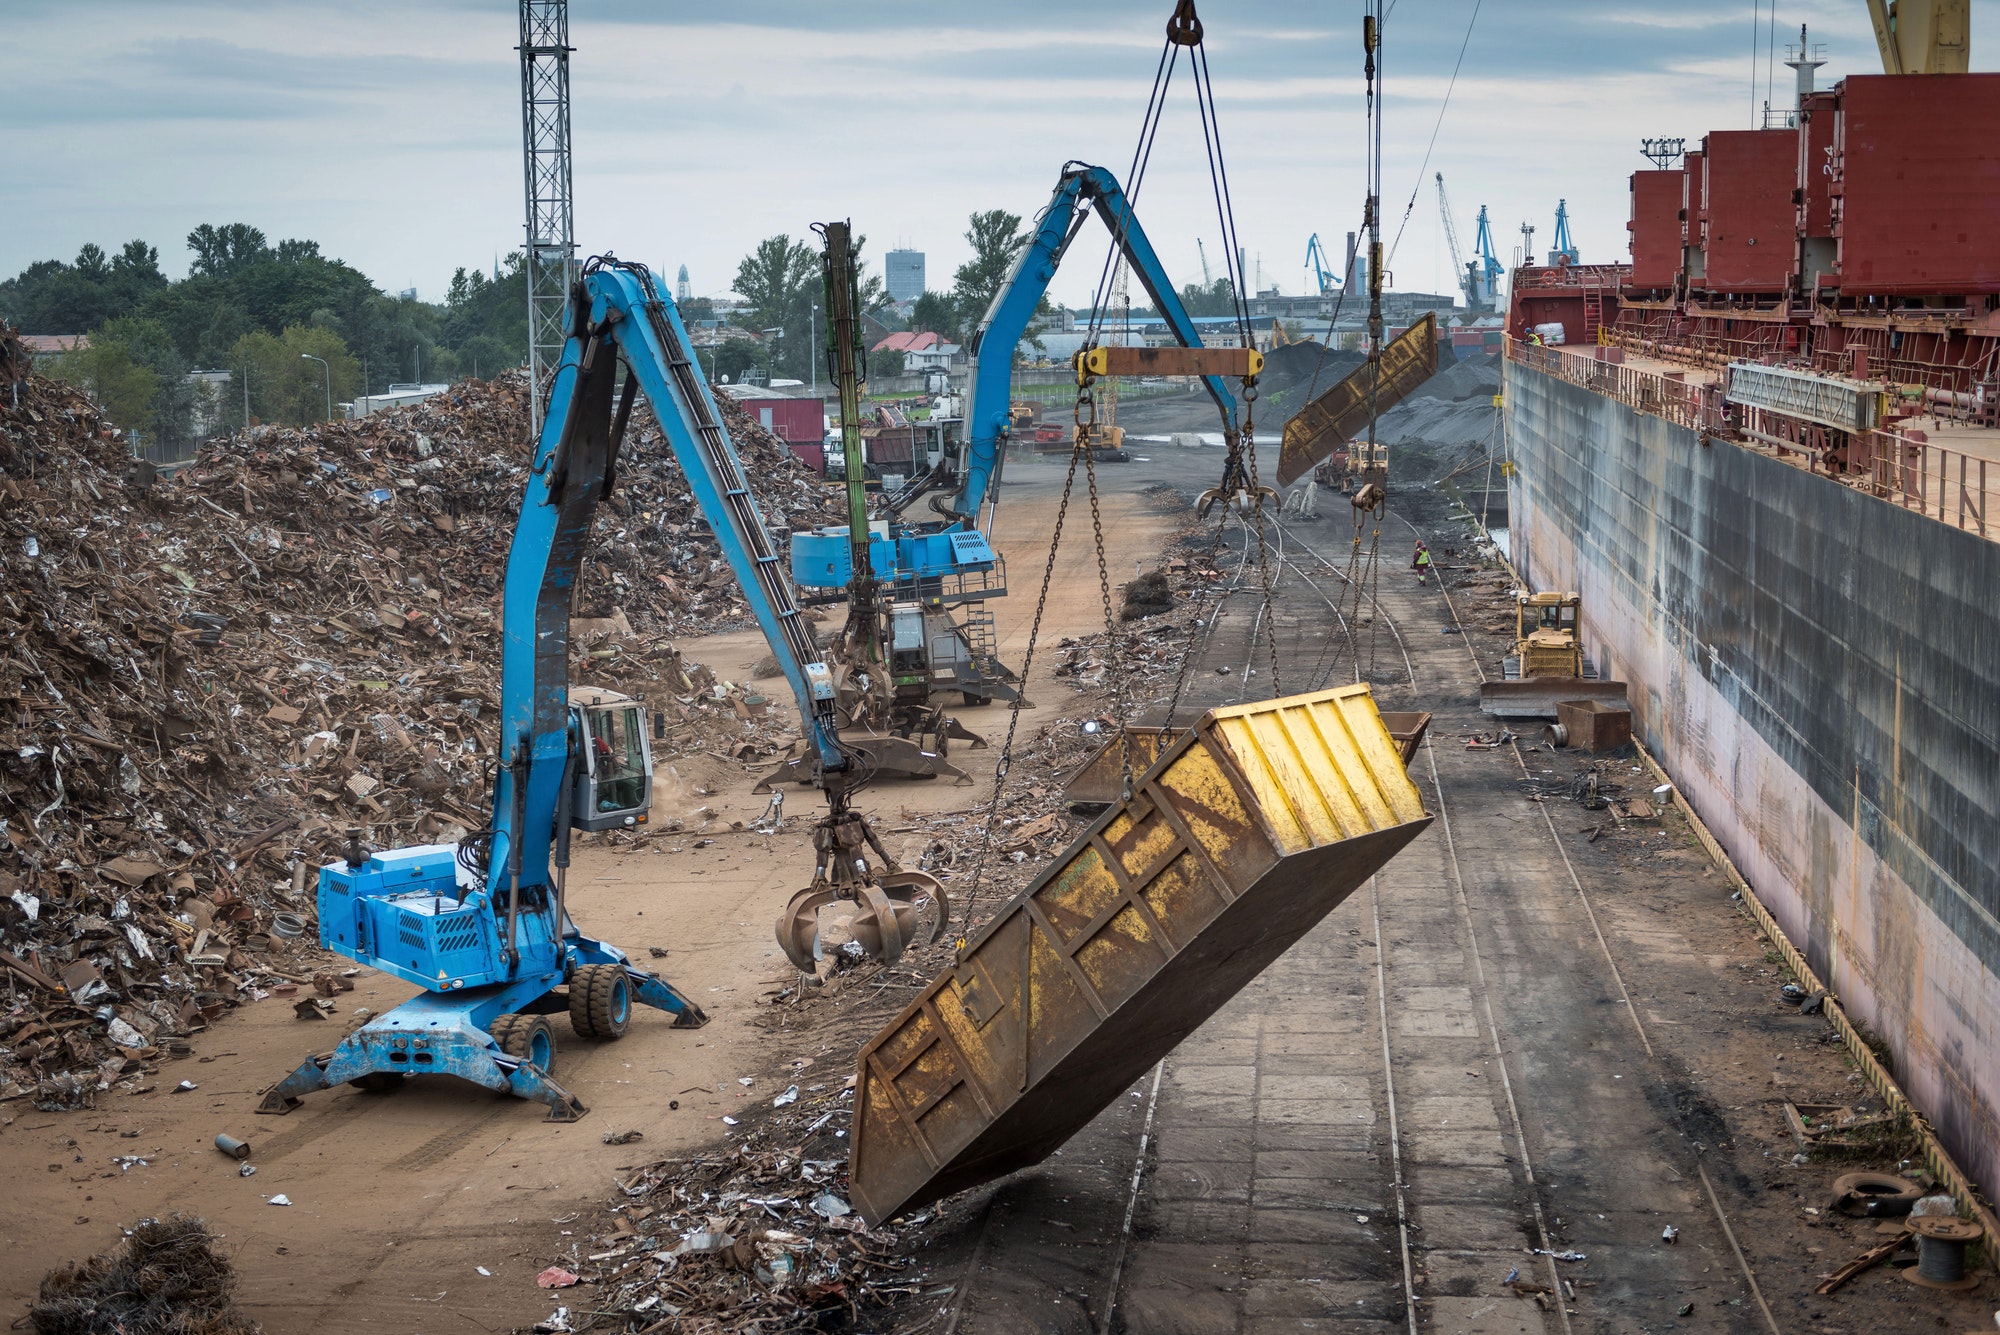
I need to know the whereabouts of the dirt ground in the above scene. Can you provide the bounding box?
[4,449,1992,1335]
[0,453,1181,1333]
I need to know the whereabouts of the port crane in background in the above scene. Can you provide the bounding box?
[1472,207,1503,306]
[1865,0,1970,72]
[260,258,947,1119]
[1304,232,1341,295]
[1434,174,1499,313]
[1197,236,1214,284]
[1548,199,1579,264]
[796,162,1256,629]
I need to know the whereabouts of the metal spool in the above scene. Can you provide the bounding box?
[1902,1217,1983,1289]
[1542,722,1569,747]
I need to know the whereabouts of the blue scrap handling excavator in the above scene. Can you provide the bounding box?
[259,257,945,1120]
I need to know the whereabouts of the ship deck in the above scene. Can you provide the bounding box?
[1530,342,1999,543]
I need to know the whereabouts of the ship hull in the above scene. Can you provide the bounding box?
[1505,360,2000,1187]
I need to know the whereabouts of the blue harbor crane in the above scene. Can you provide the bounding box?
[1549,199,1579,264]
[1472,205,1503,301]
[1304,232,1341,295]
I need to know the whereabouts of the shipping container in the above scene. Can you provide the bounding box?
[1796,90,1841,290]
[745,397,829,445]
[1680,148,1712,279]
[1833,73,2000,295]
[1699,129,1798,291]
[1628,169,1684,290]
[787,440,826,475]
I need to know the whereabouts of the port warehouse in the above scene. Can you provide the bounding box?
[1504,70,2000,1188]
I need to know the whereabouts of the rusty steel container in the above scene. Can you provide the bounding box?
[1698,128,1799,291]
[848,684,1433,1224]
[1627,169,1684,290]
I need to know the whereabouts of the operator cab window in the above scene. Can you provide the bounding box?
[586,705,648,813]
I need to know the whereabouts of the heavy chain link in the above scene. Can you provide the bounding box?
[1238,381,1282,698]
[1077,404,1136,800]
[962,417,1089,916]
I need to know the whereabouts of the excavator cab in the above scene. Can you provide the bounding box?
[569,687,653,832]
[1512,591,1583,679]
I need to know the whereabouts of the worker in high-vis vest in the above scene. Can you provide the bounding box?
[1412,540,1432,583]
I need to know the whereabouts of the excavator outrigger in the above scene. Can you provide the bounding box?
[259,257,943,1120]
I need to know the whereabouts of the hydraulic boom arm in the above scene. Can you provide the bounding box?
[493,259,843,901]
[952,162,1244,526]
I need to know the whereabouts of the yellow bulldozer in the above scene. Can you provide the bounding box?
[1512,590,1583,678]
[1478,589,1628,719]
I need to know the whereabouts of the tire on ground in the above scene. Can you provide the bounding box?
[569,963,631,1040]
[498,1013,557,1073]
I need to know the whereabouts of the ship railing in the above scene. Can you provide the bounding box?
[1505,337,1716,431]
[1860,429,1991,538]
[1510,339,1996,541]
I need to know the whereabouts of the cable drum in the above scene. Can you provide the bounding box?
[1904,1217,1983,1289]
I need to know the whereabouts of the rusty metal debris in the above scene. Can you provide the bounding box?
[0,353,841,1100]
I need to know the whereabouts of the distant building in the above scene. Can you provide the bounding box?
[677,265,691,302]
[348,383,453,419]
[870,329,961,373]
[885,250,925,304]
[19,333,87,370]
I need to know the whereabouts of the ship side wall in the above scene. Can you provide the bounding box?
[1505,361,2000,1187]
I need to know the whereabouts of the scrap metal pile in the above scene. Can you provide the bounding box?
[567,1088,921,1334]
[0,340,839,1102]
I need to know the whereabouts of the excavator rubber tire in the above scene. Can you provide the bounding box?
[494,1013,557,1073]
[487,1013,521,1051]
[568,964,631,1041]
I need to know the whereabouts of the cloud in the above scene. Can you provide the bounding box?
[2,0,1989,313]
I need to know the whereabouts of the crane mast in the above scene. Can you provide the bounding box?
[1434,173,1478,311]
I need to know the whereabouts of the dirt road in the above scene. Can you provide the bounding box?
[0,452,1189,1333]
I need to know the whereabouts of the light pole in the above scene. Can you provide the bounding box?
[301,353,332,422]
[759,327,783,385]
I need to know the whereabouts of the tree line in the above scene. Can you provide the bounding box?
[0,223,526,450]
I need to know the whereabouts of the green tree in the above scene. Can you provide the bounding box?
[186,223,271,278]
[909,290,958,341]
[712,337,764,383]
[1178,277,1238,317]
[56,335,159,433]
[732,235,816,380]
[231,325,360,426]
[950,209,1029,330]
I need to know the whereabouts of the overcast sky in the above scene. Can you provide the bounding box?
[7,1,1994,314]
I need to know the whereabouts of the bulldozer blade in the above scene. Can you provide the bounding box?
[753,734,974,793]
[1478,678,1628,720]
[848,683,1433,1225]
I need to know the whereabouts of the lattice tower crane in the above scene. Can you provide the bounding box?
[1433,173,1481,311]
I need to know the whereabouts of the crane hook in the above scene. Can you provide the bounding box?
[1167,0,1203,47]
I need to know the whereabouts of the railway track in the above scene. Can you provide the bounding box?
[912,495,1789,1335]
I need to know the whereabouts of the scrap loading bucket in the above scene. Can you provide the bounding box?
[1062,712,1432,809]
[850,684,1433,1224]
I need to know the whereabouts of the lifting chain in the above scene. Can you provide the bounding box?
[1074,384,1136,800]
[962,414,1091,914]
[1237,379,1282,699]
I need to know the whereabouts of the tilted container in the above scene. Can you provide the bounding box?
[849,683,1433,1223]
